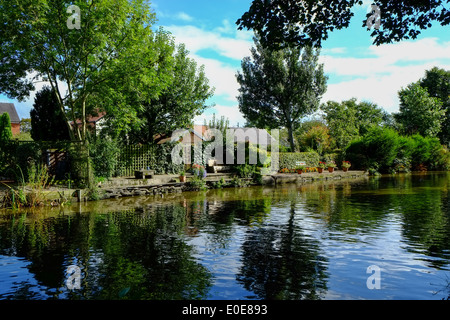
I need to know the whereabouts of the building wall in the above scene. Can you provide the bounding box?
[11,123,20,135]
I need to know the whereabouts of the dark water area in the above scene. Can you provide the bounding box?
[0,172,449,300]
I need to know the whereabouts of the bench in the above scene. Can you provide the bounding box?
[135,169,155,179]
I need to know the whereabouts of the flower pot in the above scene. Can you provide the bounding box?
[343,167,349,172]
[317,167,323,173]
[180,176,186,182]
[297,170,303,174]
[328,167,334,173]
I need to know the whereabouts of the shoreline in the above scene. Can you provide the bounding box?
[0,170,368,209]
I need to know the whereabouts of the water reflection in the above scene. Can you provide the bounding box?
[0,172,449,300]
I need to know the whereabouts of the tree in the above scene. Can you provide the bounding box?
[30,87,71,141]
[0,0,172,143]
[419,67,450,145]
[394,82,445,138]
[126,44,214,144]
[0,112,13,173]
[237,0,450,49]
[236,38,327,151]
[20,118,32,134]
[0,112,13,143]
[321,98,388,149]
[297,124,330,155]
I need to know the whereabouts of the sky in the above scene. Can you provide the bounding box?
[2,0,450,127]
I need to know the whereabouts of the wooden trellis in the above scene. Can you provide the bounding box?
[116,144,156,177]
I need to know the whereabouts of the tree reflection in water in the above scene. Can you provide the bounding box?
[237,202,328,300]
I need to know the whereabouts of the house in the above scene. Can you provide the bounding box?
[72,111,107,136]
[0,102,21,135]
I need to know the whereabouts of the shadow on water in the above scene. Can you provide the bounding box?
[0,172,449,300]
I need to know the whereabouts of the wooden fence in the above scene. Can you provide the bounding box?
[116,144,156,177]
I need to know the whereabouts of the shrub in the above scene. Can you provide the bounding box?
[278,151,320,169]
[345,127,449,173]
[89,137,120,179]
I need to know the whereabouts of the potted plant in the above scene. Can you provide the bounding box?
[317,161,326,173]
[179,171,186,182]
[342,161,351,172]
[296,165,305,174]
[327,161,336,173]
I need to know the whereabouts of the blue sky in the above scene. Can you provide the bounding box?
[2,0,450,127]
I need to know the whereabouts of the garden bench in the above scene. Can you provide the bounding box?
[135,169,155,179]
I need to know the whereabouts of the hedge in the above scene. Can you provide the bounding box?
[278,151,320,169]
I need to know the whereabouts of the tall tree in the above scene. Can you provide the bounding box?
[0,112,13,143]
[0,0,172,142]
[126,44,214,144]
[236,38,327,151]
[30,86,71,141]
[237,0,450,49]
[394,82,445,138]
[321,98,389,149]
[419,67,450,145]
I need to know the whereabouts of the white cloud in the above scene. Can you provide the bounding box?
[165,24,253,61]
[174,12,194,22]
[195,104,246,127]
[320,38,450,113]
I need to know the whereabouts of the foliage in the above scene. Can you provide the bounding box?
[212,177,226,189]
[0,113,13,173]
[236,0,450,49]
[326,161,337,168]
[345,127,449,173]
[419,67,450,145]
[394,82,445,138]
[321,98,389,149]
[89,137,120,179]
[0,112,13,142]
[317,162,326,169]
[2,162,53,209]
[188,164,207,191]
[346,127,400,172]
[298,124,330,155]
[278,152,320,170]
[341,161,352,169]
[236,37,327,151]
[30,86,70,141]
[126,44,214,144]
[0,0,172,142]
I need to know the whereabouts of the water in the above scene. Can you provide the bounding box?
[0,172,449,300]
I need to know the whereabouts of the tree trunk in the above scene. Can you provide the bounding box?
[287,120,296,152]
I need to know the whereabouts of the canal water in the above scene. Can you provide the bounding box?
[0,172,449,300]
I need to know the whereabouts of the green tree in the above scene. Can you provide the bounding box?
[126,44,214,144]
[345,127,401,172]
[236,38,327,152]
[419,67,450,145]
[0,0,172,143]
[30,86,71,141]
[0,112,13,143]
[394,82,445,138]
[298,124,330,155]
[237,0,450,49]
[321,98,388,149]
[0,112,13,173]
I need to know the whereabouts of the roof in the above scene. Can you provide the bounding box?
[0,103,20,123]
[73,111,107,125]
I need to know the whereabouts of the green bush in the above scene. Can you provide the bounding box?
[345,127,449,173]
[278,151,320,169]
